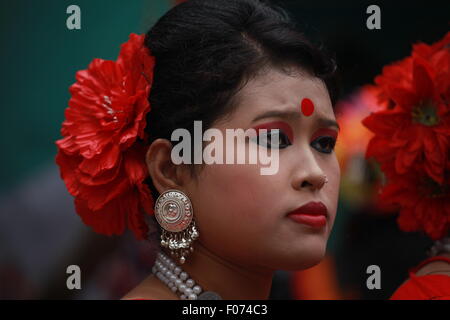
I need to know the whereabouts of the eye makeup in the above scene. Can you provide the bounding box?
[310,128,338,142]
[251,121,294,143]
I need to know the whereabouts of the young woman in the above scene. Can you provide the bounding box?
[56,0,341,300]
[124,0,340,300]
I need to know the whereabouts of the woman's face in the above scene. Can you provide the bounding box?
[184,68,340,271]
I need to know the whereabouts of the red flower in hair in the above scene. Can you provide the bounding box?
[362,32,450,185]
[362,32,450,240]
[377,167,450,240]
[55,33,156,240]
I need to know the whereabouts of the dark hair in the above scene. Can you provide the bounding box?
[144,0,339,201]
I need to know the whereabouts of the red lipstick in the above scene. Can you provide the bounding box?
[287,201,327,228]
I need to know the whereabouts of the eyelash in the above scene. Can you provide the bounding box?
[254,131,337,154]
[310,136,337,154]
[253,130,291,149]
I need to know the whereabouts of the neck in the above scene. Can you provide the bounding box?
[163,242,274,300]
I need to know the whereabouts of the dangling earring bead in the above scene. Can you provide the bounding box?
[154,189,199,264]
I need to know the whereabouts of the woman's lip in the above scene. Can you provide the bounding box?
[286,201,328,228]
[287,214,327,228]
[287,201,328,216]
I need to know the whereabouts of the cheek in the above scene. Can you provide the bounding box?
[197,163,279,214]
[189,163,282,259]
[330,157,341,197]
[323,156,341,224]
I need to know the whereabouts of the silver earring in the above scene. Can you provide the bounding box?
[154,189,199,264]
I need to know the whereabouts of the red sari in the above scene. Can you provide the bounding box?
[390,256,450,300]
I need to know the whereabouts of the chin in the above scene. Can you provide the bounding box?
[277,240,328,271]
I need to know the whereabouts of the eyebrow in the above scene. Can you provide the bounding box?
[251,110,340,131]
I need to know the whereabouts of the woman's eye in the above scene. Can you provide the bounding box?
[311,136,336,154]
[253,129,292,149]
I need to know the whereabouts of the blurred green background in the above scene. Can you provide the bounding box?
[0,0,172,193]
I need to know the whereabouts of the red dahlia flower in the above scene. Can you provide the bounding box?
[362,32,450,240]
[362,32,450,185]
[378,168,450,240]
[55,33,156,240]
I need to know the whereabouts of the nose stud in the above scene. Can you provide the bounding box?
[320,175,329,187]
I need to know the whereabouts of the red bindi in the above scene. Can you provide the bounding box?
[301,98,314,117]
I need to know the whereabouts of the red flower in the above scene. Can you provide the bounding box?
[362,32,450,185]
[377,168,450,240]
[413,32,450,61]
[362,32,450,240]
[55,33,156,240]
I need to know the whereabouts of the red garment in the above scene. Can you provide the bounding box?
[390,256,450,300]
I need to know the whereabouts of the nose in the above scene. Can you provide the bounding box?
[291,150,327,191]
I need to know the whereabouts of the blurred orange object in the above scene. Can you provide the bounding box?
[291,255,343,300]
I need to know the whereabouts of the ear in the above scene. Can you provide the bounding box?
[145,138,190,194]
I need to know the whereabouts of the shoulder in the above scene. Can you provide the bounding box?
[390,255,450,300]
[415,254,450,276]
[120,290,160,300]
[121,274,179,300]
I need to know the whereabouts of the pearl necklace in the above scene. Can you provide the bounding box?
[152,251,222,300]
